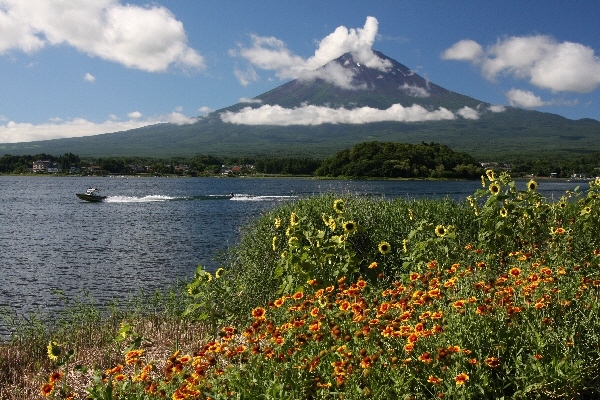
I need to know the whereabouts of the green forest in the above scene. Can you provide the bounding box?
[315,141,482,179]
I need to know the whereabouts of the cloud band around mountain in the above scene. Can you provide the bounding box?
[0,113,196,144]
[219,103,477,125]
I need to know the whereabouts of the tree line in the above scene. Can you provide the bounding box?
[2,143,600,178]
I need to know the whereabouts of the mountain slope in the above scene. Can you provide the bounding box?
[1,51,599,159]
[252,51,482,111]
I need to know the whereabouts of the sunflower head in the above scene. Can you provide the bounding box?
[434,225,447,237]
[378,241,391,254]
[290,212,299,226]
[527,179,538,191]
[343,220,357,234]
[274,217,282,228]
[47,341,61,361]
[485,169,495,181]
[288,236,299,247]
[489,182,501,195]
[499,208,508,217]
[333,199,344,213]
[215,268,224,278]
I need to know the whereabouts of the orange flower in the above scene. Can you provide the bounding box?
[310,307,319,317]
[414,322,425,334]
[309,321,321,331]
[360,356,373,369]
[105,364,124,375]
[418,352,432,363]
[378,302,391,315]
[431,311,444,319]
[428,375,442,385]
[455,372,469,386]
[40,383,54,397]
[404,343,415,352]
[410,272,420,281]
[357,279,367,289]
[448,345,461,353]
[452,300,465,309]
[252,307,266,320]
[368,261,378,269]
[484,357,500,368]
[292,291,304,300]
[273,297,285,308]
[49,371,63,383]
[293,319,305,328]
[125,349,144,365]
[509,267,521,278]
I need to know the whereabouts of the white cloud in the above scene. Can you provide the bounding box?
[84,72,95,82]
[231,16,392,88]
[233,65,259,87]
[128,111,142,119]
[198,106,214,114]
[442,35,600,93]
[488,105,506,113]
[0,0,204,72]
[399,83,430,97]
[506,88,547,108]
[0,113,196,143]
[441,40,483,61]
[220,103,455,125]
[456,106,479,120]
[238,97,263,104]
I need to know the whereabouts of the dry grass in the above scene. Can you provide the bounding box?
[0,316,210,400]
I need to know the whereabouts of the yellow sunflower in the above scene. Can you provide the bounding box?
[485,169,495,181]
[499,207,508,217]
[378,241,391,254]
[527,179,538,191]
[333,199,344,213]
[489,182,501,195]
[290,212,299,226]
[343,220,357,233]
[435,225,447,237]
[47,341,61,361]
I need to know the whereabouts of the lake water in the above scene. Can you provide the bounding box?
[0,176,584,334]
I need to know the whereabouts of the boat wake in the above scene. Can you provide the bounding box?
[102,194,297,203]
[104,195,183,203]
[230,194,297,201]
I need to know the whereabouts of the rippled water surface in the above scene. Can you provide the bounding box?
[0,176,582,329]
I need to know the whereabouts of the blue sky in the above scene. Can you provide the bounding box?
[1,0,599,143]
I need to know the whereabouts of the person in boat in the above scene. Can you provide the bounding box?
[86,187,100,196]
